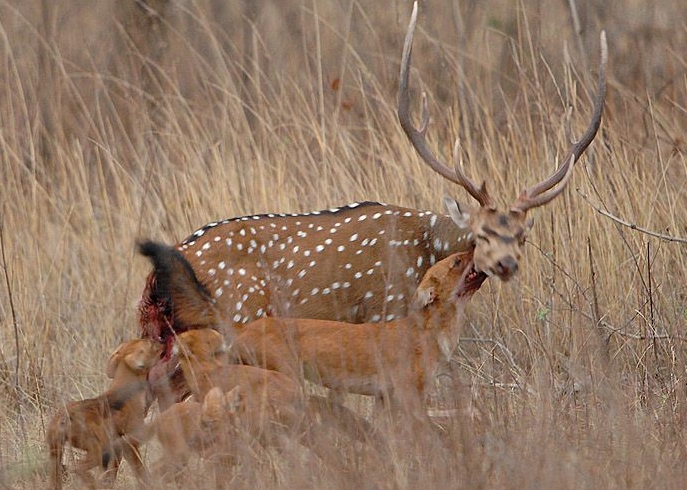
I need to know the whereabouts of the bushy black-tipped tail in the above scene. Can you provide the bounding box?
[138,240,218,331]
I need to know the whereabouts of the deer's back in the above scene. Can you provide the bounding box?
[178,202,468,327]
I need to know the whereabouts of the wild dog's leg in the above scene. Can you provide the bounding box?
[73,450,100,490]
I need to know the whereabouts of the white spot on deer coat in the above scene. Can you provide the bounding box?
[350,233,358,241]
[365,291,374,299]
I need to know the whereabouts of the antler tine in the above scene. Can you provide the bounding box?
[514,31,607,212]
[398,1,492,207]
[515,153,576,210]
[452,141,492,207]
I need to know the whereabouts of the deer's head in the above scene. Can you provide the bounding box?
[398,1,607,282]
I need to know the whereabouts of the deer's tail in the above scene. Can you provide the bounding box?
[138,240,218,333]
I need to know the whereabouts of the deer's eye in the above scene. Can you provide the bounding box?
[477,234,490,244]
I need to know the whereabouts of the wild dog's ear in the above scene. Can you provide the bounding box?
[224,386,242,414]
[202,387,226,422]
[106,344,125,378]
[411,284,437,310]
[214,340,229,355]
[444,196,470,228]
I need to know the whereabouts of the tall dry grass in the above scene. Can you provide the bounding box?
[1,0,687,488]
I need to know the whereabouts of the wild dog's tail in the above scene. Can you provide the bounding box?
[138,241,218,333]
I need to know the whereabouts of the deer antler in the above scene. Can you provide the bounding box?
[512,31,608,212]
[398,1,494,208]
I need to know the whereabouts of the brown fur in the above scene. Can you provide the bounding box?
[46,339,162,490]
[138,240,219,336]
[148,386,242,485]
[171,329,381,472]
[230,251,484,421]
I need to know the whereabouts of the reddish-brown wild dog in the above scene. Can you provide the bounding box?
[231,250,484,421]
[46,339,162,490]
[172,329,380,465]
[147,385,242,483]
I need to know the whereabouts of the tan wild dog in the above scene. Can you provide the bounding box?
[171,329,380,465]
[230,250,485,421]
[46,338,163,489]
[147,386,242,484]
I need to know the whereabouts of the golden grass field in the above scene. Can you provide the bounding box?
[1,0,687,488]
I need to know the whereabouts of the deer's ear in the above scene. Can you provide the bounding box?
[443,197,470,227]
[411,285,436,309]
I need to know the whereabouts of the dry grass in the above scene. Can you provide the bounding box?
[1,0,687,488]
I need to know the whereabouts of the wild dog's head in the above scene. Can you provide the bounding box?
[172,329,228,364]
[411,249,487,310]
[106,339,164,379]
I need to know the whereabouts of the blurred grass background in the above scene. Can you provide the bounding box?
[1,0,687,487]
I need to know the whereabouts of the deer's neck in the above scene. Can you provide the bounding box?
[425,214,474,260]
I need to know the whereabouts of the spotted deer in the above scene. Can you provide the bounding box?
[139,2,606,406]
